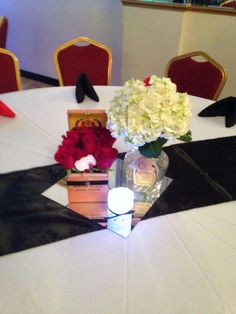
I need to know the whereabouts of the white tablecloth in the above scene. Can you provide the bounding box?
[0,86,236,314]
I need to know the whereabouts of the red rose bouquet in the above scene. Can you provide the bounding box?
[54,126,118,172]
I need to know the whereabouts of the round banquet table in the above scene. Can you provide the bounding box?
[0,86,236,314]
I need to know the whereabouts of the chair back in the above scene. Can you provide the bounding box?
[220,0,236,7]
[0,48,22,93]
[0,16,8,48]
[165,51,227,100]
[54,36,112,86]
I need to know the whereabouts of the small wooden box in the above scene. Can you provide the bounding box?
[66,172,108,221]
[67,109,107,130]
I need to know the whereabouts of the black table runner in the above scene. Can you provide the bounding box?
[147,136,235,218]
[1,136,236,256]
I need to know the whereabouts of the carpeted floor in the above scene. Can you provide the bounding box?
[21,77,52,90]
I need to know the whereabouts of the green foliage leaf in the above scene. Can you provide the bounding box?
[178,130,192,142]
[138,138,168,158]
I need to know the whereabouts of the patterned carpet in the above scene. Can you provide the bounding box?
[21,77,52,90]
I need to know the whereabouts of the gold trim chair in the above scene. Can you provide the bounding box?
[220,0,236,7]
[54,36,112,86]
[0,16,8,48]
[165,51,227,100]
[0,48,22,93]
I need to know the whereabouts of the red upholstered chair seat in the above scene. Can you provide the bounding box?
[0,48,22,94]
[165,51,227,100]
[54,37,112,86]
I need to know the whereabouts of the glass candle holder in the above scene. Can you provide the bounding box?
[107,187,134,237]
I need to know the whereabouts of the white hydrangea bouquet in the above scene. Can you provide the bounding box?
[107,75,192,158]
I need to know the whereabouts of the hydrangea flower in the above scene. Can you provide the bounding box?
[107,75,192,157]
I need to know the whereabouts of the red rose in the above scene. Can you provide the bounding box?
[97,127,116,147]
[74,147,86,161]
[62,135,77,147]
[143,76,151,86]
[55,126,118,171]
[82,128,98,154]
[67,129,81,140]
[95,146,118,170]
[54,145,75,169]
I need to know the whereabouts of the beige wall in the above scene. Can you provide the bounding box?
[0,0,123,84]
[122,6,184,81]
[122,4,236,98]
[179,11,236,98]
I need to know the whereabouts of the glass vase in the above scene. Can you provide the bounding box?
[123,147,169,206]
